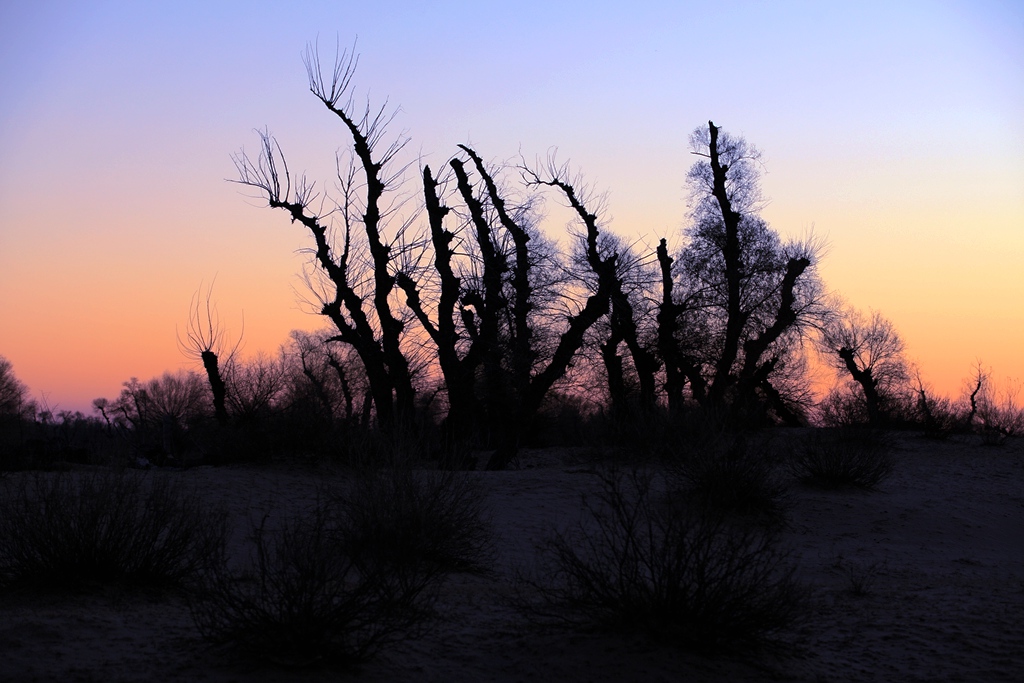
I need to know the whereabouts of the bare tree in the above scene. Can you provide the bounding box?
[965,364,1024,441]
[284,329,366,427]
[656,238,704,413]
[395,162,484,457]
[225,351,288,425]
[177,282,241,425]
[233,42,416,434]
[0,356,33,419]
[104,371,209,463]
[397,149,616,468]
[661,122,823,424]
[819,307,908,426]
[963,362,986,430]
[526,159,660,417]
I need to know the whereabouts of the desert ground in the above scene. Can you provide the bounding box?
[0,432,1021,682]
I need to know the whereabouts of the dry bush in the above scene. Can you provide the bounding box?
[190,500,440,668]
[522,469,804,652]
[190,466,492,668]
[791,429,894,490]
[667,436,789,526]
[977,387,1024,446]
[337,467,493,575]
[839,559,885,597]
[915,387,963,439]
[0,470,226,590]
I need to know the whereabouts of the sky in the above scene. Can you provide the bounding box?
[1,0,1021,414]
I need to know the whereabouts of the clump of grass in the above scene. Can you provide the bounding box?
[0,470,226,590]
[791,429,894,490]
[521,468,804,652]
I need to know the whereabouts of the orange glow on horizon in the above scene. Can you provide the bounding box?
[1,1,1021,417]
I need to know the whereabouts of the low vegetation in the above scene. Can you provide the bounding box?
[521,468,804,652]
[0,470,226,590]
[189,500,440,668]
[791,429,895,490]
[337,467,494,575]
[667,435,790,526]
[189,465,492,668]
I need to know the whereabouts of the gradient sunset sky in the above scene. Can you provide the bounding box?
[1,0,1021,414]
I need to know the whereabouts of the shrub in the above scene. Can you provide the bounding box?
[0,470,226,589]
[791,429,894,490]
[190,500,440,668]
[977,392,1024,446]
[667,436,789,526]
[190,466,492,667]
[337,467,493,575]
[522,469,804,652]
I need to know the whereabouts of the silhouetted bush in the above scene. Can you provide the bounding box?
[190,465,491,667]
[915,388,963,439]
[190,497,443,668]
[791,429,894,490]
[338,467,493,575]
[976,387,1024,446]
[521,469,804,652]
[0,470,226,589]
[667,436,789,526]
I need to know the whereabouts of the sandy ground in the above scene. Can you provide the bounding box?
[0,433,1021,682]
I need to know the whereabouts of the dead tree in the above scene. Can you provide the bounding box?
[177,282,240,425]
[454,154,617,468]
[656,238,705,412]
[395,164,483,456]
[234,43,415,434]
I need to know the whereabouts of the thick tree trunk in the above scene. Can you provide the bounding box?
[706,121,745,409]
[838,347,882,426]
[656,239,687,413]
[200,350,228,426]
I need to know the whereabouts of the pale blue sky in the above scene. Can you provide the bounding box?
[1,0,1021,411]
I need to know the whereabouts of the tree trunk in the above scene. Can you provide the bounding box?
[200,350,228,426]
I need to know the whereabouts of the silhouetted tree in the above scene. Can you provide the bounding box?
[234,42,415,434]
[226,351,288,425]
[233,41,838,455]
[656,238,703,413]
[964,364,1024,441]
[0,356,33,419]
[526,160,659,418]
[284,329,367,427]
[395,162,485,458]
[819,307,908,426]
[964,362,986,430]
[104,371,209,462]
[661,122,822,424]
[398,151,617,468]
[0,356,35,464]
[178,282,240,426]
